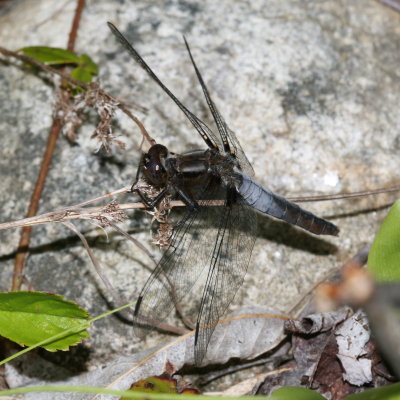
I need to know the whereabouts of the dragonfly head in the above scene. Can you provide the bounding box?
[143,144,169,187]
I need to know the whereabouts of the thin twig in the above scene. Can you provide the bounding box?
[109,222,195,329]
[378,0,400,12]
[287,184,400,202]
[63,222,188,335]
[287,266,341,316]
[288,243,370,315]
[67,0,85,51]
[108,222,157,267]
[10,0,86,291]
[134,315,190,336]
[33,0,71,31]
[1,180,400,232]
[198,354,292,386]
[62,221,126,307]
[0,46,153,145]
[70,186,131,207]
[11,119,63,290]
[0,199,221,231]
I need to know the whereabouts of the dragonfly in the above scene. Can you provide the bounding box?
[108,22,339,365]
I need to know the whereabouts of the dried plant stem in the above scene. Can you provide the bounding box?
[10,0,86,291]
[72,186,131,207]
[109,222,194,329]
[11,120,62,290]
[287,184,400,202]
[0,199,222,232]
[1,180,399,233]
[108,222,157,266]
[62,221,186,335]
[67,0,85,51]
[62,221,124,306]
[288,243,371,315]
[378,0,400,12]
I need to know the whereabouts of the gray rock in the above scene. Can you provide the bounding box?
[0,0,399,390]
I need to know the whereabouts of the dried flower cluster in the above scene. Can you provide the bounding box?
[56,88,84,142]
[56,82,126,152]
[133,178,173,247]
[93,200,128,226]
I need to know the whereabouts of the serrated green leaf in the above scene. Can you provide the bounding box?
[347,382,400,400]
[19,46,81,65]
[368,200,400,282]
[0,291,89,351]
[70,66,93,83]
[270,386,326,400]
[78,53,99,75]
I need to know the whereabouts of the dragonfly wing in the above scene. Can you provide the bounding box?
[108,22,223,152]
[194,188,258,364]
[133,177,226,336]
[183,38,254,177]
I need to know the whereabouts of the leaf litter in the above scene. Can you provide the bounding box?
[258,308,394,400]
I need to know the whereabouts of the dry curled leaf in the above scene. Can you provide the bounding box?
[285,307,352,335]
[335,310,372,386]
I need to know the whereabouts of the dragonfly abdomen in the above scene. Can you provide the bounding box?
[237,174,339,236]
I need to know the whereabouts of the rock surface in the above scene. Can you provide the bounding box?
[0,0,399,386]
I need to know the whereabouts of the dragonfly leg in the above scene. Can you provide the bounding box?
[130,153,146,193]
[175,186,199,212]
[171,185,200,229]
[134,186,169,209]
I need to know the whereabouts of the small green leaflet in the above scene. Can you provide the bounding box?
[71,66,93,83]
[78,53,99,75]
[270,387,326,400]
[19,47,81,65]
[368,200,400,281]
[347,382,400,400]
[121,376,200,398]
[0,291,90,351]
[19,47,98,83]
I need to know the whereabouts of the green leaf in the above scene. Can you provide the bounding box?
[19,46,81,65]
[270,387,326,400]
[347,382,400,400]
[78,54,99,75]
[70,66,93,83]
[368,200,400,281]
[121,376,200,399]
[0,291,90,351]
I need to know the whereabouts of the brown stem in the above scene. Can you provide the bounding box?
[118,103,155,146]
[11,119,63,290]
[11,1,86,291]
[134,315,190,336]
[67,0,85,51]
